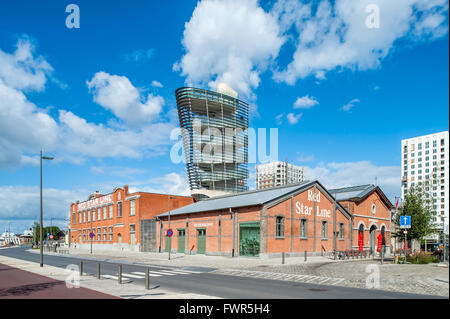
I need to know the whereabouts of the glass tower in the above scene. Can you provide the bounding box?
[175,86,249,198]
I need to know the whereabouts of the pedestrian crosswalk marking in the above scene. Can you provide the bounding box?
[213,269,346,286]
[122,273,145,279]
[131,271,161,277]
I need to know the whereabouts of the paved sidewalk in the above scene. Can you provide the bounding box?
[0,262,118,299]
[36,247,343,269]
[0,255,220,299]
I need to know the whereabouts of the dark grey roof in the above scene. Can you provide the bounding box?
[328,184,377,201]
[158,181,316,217]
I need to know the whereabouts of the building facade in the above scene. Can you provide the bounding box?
[401,131,449,239]
[256,161,305,189]
[69,185,193,252]
[155,181,353,258]
[175,85,249,199]
[329,185,393,254]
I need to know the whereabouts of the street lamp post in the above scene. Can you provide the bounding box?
[40,150,54,267]
[168,196,175,261]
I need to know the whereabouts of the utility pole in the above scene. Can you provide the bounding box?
[40,150,54,267]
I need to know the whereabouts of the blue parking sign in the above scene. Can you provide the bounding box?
[400,215,411,229]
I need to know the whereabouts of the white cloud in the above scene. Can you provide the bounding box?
[273,0,449,84]
[340,98,360,112]
[275,113,284,125]
[0,79,59,168]
[0,37,53,92]
[87,72,164,127]
[293,95,319,109]
[0,186,88,232]
[128,172,190,196]
[304,160,400,201]
[286,112,302,124]
[174,0,285,100]
[296,153,314,163]
[122,49,154,63]
[151,80,163,88]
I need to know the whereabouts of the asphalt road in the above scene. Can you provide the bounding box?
[0,246,444,299]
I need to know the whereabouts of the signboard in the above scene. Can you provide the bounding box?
[47,232,50,238]
[89,232,95,239]
[166,229,173,237]
[403,230,408,234]
[49,234,54,240]
[400,215,411,229]
[77,194,113,211]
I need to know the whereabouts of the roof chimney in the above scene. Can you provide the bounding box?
[124,184,129,195]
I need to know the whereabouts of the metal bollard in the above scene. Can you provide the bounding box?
[79,261,83,276]
[97,263,101,279]
[118,265,122,284]
[304,250,307,262]
[145,268,150,290]
[282,252,285,264]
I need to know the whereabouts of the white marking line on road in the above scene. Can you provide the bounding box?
[180,269,204,273]
[147,270,177,276]
[122,273,144,279]
[316,277,332,284]
[102,275,118,280]
[131,271,162,277]
[159,269,192,275]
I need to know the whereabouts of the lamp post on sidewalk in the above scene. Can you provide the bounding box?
[40,150,54,267]
[168,196,176,261]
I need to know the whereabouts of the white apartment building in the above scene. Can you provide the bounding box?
[401,131,449,237]
[256,161,305,189]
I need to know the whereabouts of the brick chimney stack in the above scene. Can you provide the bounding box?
[124,184,129,195]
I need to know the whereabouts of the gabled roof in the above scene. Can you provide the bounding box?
[158,181,315,217]
[158,180,350,219]
[328,184,394,209]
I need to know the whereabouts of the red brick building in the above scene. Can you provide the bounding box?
[69,185,193,251]
[156,181,352,257]
[329,185,394,254]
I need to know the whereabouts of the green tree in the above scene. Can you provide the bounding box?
[394,185,436,243]
[32,223,61,242]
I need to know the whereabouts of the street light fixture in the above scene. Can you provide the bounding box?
[40,150,54,267]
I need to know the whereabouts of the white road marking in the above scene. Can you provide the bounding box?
[122,273,144,279]
[131,271,162,277]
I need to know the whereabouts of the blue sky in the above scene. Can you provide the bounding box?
[0,0,448,234]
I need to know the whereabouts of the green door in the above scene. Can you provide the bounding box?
[197,228,206,254]
[178,229,185,253]
[239,222,260,256]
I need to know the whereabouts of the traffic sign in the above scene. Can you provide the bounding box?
[400,215,411,229]
[89,232,95,239]
[49,234,54,239]
[47,232,50,238]
[167,229,173,237]
[403,230,408,234]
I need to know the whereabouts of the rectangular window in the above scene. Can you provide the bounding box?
[97,228,101,241]
[103,206,107,219]
[109,227,113,241]
[87,209,90,222]
[130,200,135,216]
[300,219,307,239]
[275,216,284,237]
[109,205,113,218]
[117,202,122,217]
[92,208,95,222]
[321,221,328,239]
[103,227,107,241]
[73,213,76,224]
[98,208,101,220]
[83,211,86,223]
[130,224,135,233]
[339,223,344,239]
[79,212,81,223]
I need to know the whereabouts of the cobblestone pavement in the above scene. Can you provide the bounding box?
[232,260,449,297]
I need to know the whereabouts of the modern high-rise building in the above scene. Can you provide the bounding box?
[401,131,449,234]
[175,85,249,199]
[256,161,305,189]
